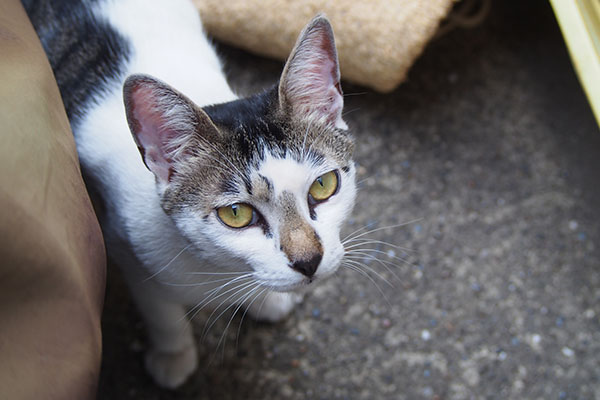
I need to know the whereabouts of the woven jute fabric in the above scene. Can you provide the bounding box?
[193,0,455,92]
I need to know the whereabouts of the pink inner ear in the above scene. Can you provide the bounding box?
[283,31,345,128]
[130,85,176,183]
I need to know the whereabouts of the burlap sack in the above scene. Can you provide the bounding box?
[193,0,455,92]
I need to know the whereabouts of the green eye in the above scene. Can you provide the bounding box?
[217,203,255,228]
[309,171,339,202]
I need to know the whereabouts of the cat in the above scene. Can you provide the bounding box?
[23,0,356,388]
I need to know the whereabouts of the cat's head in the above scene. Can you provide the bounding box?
[123,15,355,291]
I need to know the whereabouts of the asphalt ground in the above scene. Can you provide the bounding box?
[98,1,600,399]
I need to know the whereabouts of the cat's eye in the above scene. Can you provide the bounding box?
[217,203,255,228]
[308,170,339,202]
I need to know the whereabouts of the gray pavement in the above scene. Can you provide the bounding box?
[98,1,600,399]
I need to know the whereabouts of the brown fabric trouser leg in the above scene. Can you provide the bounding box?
[0,1,106,399]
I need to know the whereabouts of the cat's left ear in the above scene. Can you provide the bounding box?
[279,15,347,130]
[123,74,221,185]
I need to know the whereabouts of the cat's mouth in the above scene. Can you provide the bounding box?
[263,269,335,293]
[260,279,310,293]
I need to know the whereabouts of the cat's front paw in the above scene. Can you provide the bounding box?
[145,344,198,389]
[247,292,303,323]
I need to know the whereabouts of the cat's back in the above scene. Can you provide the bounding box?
[22,0,131,125]
[98,0,234,105]
[23,0,233,126]
[23,0,236,195]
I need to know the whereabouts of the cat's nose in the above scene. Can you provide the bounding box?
[290,253,322,278]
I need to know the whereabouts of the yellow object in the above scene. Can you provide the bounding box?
[550,0,600,127]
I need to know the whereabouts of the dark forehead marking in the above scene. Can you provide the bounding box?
[203,87,287,153]
[23,0,131,126]
[219,178,241,195]
[259,174,273,189]
[251,174,273,203]
[203,89,274,130]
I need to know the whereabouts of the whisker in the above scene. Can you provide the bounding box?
[200,280,259,339]
[342,259,394,289]
[342,218,423,243]
[343,91,367,97]
[235,287,269,350]
[159,275,252,288]
[344,252,404,283]
[340,262,392,307]
[301,120,314,163]
[216,282,261,342]
[202,274,254,299]
[343,238,415,253]
[345,248,416,267]
[203,285,258,367]
[341,107,361,117]
[182,276,254,324]
[342,222,380,245]
[185,271,250,276]
[250,287,273,325]
[212,285,263,360]
[144,243,192,282]
[355,176,373,186]
[201,283,259,355]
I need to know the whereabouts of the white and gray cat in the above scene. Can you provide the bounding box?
[24,0,356,388]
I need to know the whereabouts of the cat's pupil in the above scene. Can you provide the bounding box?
[317,177,324,187]
[231,205,238,216]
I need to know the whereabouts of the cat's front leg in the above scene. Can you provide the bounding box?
[246,291,303,323]
[128,282,197,389]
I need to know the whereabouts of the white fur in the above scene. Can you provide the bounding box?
[76,0,355,388]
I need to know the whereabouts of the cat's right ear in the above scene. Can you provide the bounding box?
[123,74,220,185]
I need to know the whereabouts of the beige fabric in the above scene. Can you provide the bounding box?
[193,0,455,92]
[0,1,106,399]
